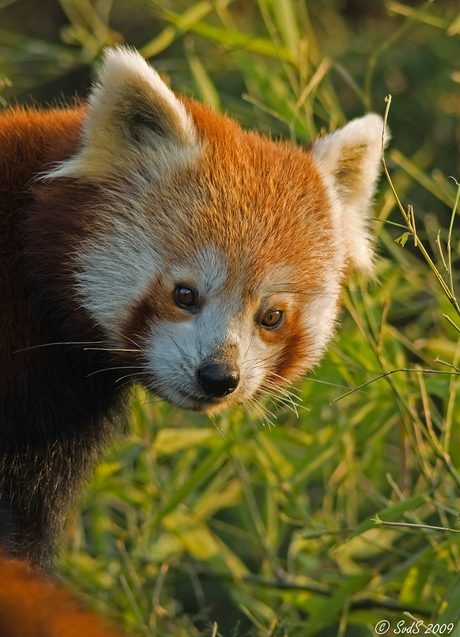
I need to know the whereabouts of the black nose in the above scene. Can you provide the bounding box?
[197,361,240,398]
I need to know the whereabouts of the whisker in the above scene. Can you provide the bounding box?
[249,395,277,429]
[268,372,303,394]
[14,341,105,353]
[261,390,300,417]
[262,380,305,408]
[115,372,147,383]
[168,334,188,359]
[259,379,308,416]
[302,377,351,389]
[84,347,141,353]
[262,378,302,400]
[249,398,272,427]
[244,349,279,369]
[111,330,143,350]
[86,365,144,378]
[253,397,278,421]
[263,392,298,417]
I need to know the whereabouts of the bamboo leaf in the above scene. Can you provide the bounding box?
[350,495,427,539]
[147,439,233,529]
[271,0,300,63]
[187,52,220,109]
[395,232,411,247]
[154,427,219,455]
[140,1,213,58]
[399,565,431,606]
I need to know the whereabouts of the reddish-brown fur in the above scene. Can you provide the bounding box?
[0,99,338,567]
[0,554,125,637]
[185,101,338,383]
[127,99,338,382]
[0,59,363,578]
[0,48,384,637]
[0,107,85,388]
[0,106,123,567]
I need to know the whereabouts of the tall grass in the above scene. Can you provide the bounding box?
[2,0,460,635]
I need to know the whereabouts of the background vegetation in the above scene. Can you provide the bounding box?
[2,0,460,635]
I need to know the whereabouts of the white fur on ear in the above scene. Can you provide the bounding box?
[311,114,389,273]
[47,47,200,179]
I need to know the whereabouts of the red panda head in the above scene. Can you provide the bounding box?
[43,47,388,414]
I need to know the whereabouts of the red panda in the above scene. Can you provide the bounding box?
[0,553,125,637]
[0,47,387,570]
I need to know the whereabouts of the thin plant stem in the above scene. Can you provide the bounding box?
[447,176,460,296]
[373,514,460,534]
[383,96,460,318]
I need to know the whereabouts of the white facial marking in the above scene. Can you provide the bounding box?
[143,261,293,410]
[170,247,228,294]
[300,282,341,366]
[75,216,161,337]
[146,306,269,410]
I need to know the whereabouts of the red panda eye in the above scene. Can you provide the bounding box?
[261,310,283,329]
[174,285,197,309]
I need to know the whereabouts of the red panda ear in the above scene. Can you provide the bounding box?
[311,114,390,274]
[47,47,199,180]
